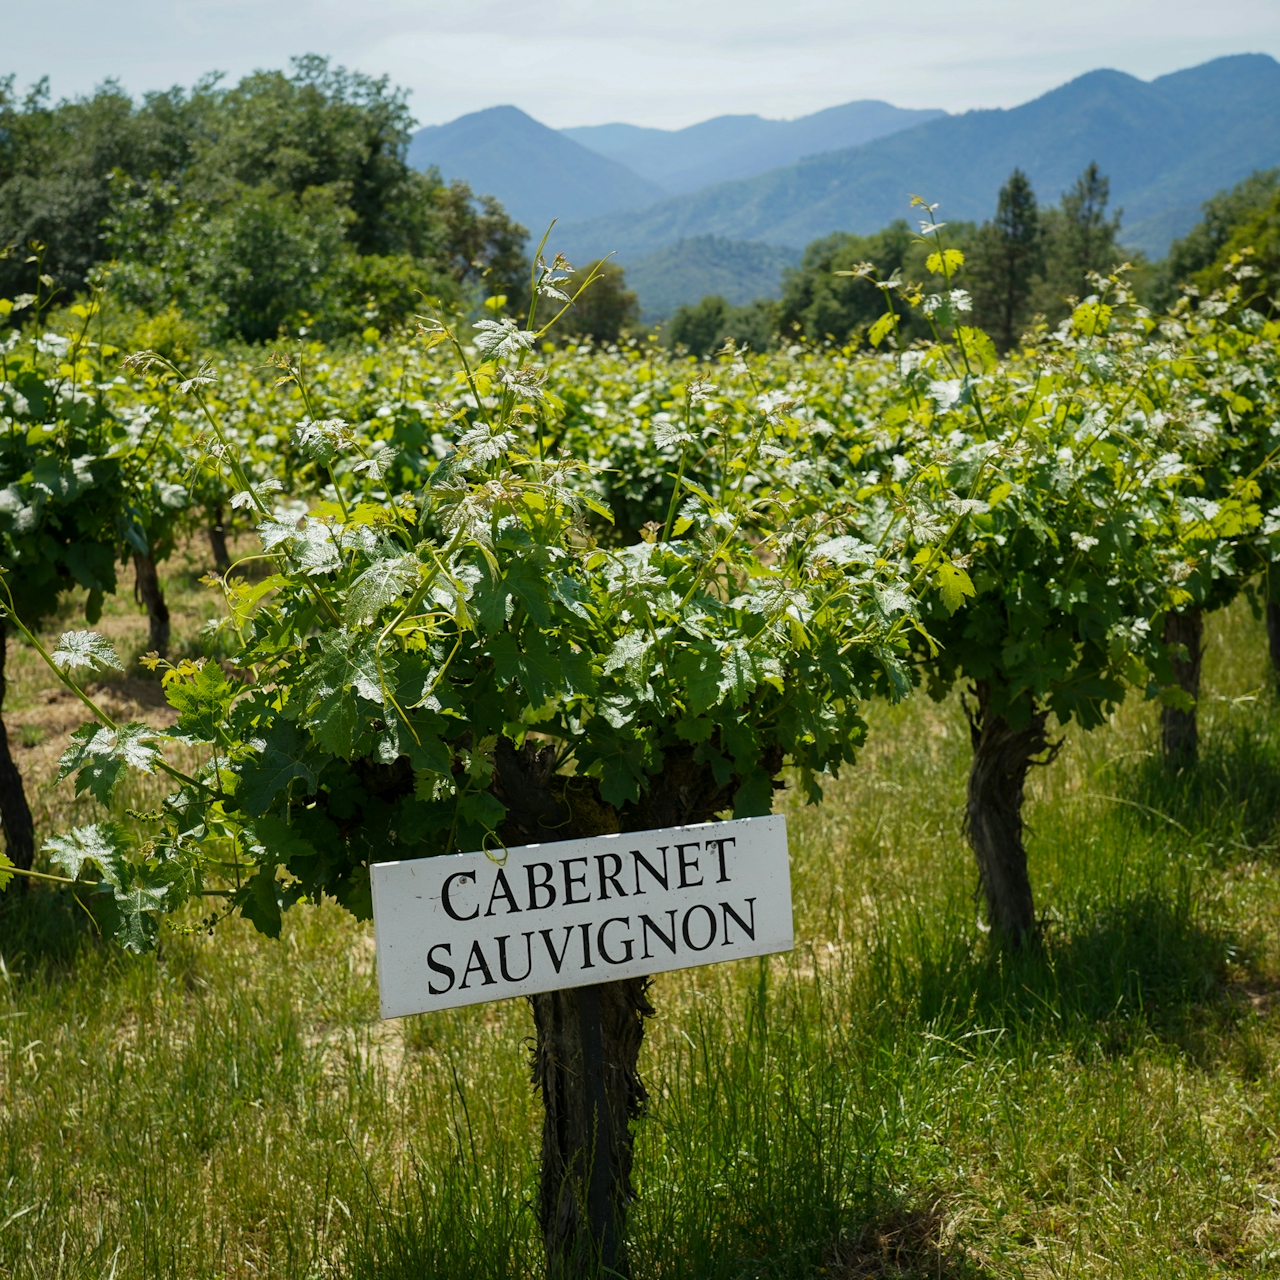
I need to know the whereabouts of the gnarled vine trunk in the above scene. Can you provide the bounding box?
[1161,608,1203,769]
[133,551,171,657]
[208,506,231,576]
[0,617,35,873]
[964,681,1056,948]
[493,736,766,1277]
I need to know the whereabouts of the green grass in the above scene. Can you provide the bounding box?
[2,563,1280,1278]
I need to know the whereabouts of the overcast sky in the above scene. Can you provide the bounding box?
[4,0,1278,130]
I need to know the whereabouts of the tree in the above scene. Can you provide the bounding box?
[777,219,973,347]
[1034,163,1123,319]
[1153,168,1279,307]
[6,265,934,1276]
[667,295,777,356]
[1194,188,1280,313]
[549,259,641,344]
[0,58,531,340]
[967,169,1043,352]
[0,285,133,872]
[851,234,1231,945]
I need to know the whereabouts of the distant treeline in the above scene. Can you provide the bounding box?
[663,164,1280,356]
[0,56,529,340]
[1,56,1277,353]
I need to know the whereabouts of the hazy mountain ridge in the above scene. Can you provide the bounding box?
[561,101,946,193]
[553,54,1280,264]
[406,105,666,234]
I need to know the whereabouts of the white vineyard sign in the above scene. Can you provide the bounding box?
[371,814,793,1017]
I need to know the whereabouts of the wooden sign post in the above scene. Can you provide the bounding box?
[371,813,792,1273]
[371,814,793,1018]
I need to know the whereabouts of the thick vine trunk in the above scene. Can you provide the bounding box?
[208,506,231,576]
[1161,608,1203,769]
[532,979,651,1278]
[964,681,1055,948]
[491,736,764,1277]
[133,551,171,657]
[0,617,35,872]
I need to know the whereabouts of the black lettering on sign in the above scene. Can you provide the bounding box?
[640,911,678,959]
[632,847,669,894]
[427,942,455,994]
[597,917,634,965]
[676,842,703,888]
[579,921,595,968]
[459,940,496,988]
[484,868,522,916]
[721,898,757,944]
[682,903,717,951]
[442,871,479,921]
[562,857,590,905]
[540,926,574,973]
[497,932,535,982]
[705,836,736,884]
[595,852,627,900]
[526,862,556,910]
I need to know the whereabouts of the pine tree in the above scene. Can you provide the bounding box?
[968,169,1043,351]
[1036,162,1123,317]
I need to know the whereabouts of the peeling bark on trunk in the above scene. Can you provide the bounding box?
[133,551,171,657]
[491,735,768,1277]
[208,507,231,576]
[964,681,1057,948]
[1161,608,1203,769]
[532,978,652,1278]
[0,617,35,873]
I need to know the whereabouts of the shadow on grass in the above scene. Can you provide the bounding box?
[885,879,1241,1058]
[0,882,103,974]
[1117,711,1280,860]
[826,1205,994,1280]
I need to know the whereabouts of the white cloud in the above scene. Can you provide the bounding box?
[3,0,1277,128]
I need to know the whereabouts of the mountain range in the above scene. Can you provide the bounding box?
[407,54,1280,317]
[560,101,945,193]
[406,106,668,232]
[407,99,937,239]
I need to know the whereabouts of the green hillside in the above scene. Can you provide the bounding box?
[623,236,800,318]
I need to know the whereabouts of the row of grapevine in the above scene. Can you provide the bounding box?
[1,230,1278,1274]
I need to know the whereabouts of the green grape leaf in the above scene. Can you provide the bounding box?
[672,643,722,717]
[51,631,122,673]
[733,767,774,819]
[113,878,169,954]
[717,641,761,706]
[58,722,163,804]
[504,559,553,629]
[163,661,235,740]
[491,629,563,706]
[936,561,976,614]
[344,554,419,625]
[44,822,125,885]
[237,721,322,817]
[240,866,284,938]
[868,313,896,348]
[297,629,391,756]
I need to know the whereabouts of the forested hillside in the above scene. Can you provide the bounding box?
[557,54,1280,263]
